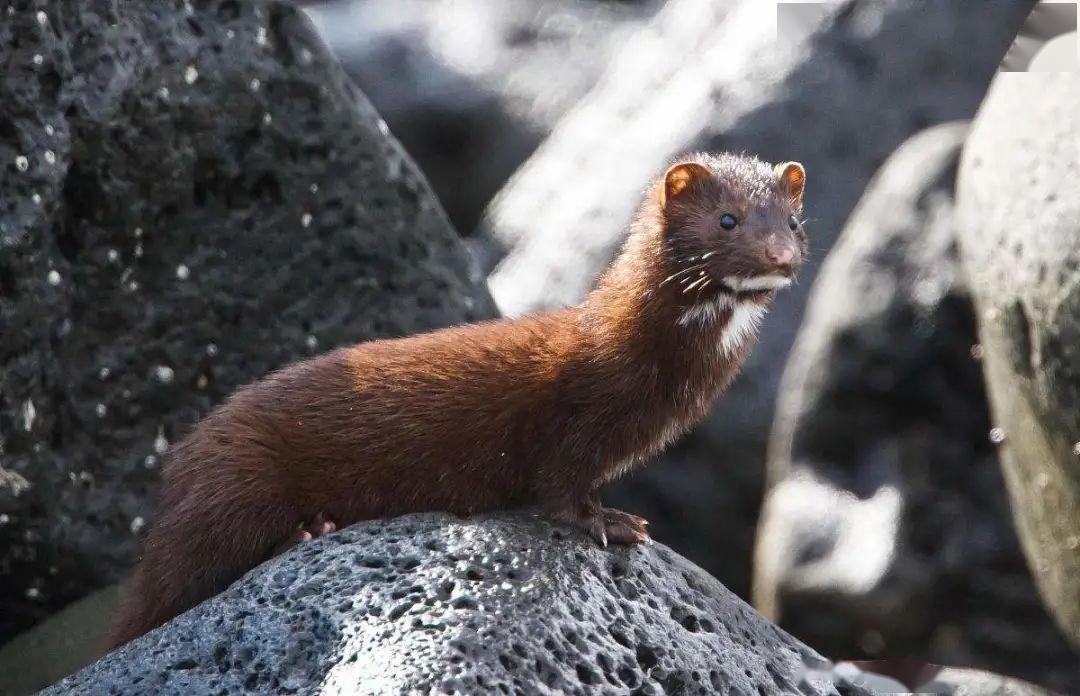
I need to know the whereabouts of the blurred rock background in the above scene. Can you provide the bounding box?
[2,0,1077,693]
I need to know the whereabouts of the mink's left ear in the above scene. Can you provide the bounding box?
[774,161,806,210]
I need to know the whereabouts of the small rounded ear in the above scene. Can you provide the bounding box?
[660,162,711,208]
[774,161,806,208]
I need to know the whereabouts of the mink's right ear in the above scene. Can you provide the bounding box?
[659,162,711,208]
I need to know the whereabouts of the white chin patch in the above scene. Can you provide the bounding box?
[722,274,792,292]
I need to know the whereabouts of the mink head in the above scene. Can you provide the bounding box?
[657,152,807,303]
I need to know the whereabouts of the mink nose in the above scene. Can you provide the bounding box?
[765,244,797,273]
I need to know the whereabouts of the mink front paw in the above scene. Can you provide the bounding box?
[548,504,649,548]
[548,505,609,547]
[601,507,649,545]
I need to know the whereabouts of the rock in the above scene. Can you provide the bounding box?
[0,585,120,696]
[919,667,1063,696]
[304,0,662,232]
[753,124,1080,692]
[956,72,1080,648]
[43,512,877,695]
[474,0,1036,591]
[0,0,494,641]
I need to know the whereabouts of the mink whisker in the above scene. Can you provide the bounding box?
[658,263,707,288]
[682,275,710,294]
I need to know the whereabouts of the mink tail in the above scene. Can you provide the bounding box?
[105,452,298,652]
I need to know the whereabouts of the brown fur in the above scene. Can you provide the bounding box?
[107,152,807,649]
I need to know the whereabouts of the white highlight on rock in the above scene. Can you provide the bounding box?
[758,469,903,596]
[22,400,36,432]
[154,427,169,455]
[176,264,190,280]
[46,270,61,286]
[154,365,175,384]
[722,274,792,292]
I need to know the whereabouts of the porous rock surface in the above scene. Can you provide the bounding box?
[956,72,1080,648]
[476,0,1036,590]
[44,512,874,695]
[753,124,1080,691]
[0,0,493,640]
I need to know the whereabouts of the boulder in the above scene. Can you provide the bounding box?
[43,512,877,695]
[753,124,1080,692]
[956,72,1080,648]
[0,585,119,696]
[475,0,1036,588]
[304,0,663,232]
[0,0,494,641]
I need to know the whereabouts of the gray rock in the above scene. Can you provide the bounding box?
[919,667,1063,696]
[0,585,119,696]
[956,72,1080,648]
[475,0,1035,587]
[43,512,873,695]
[0,0,494,641]
[754,124,1080,693]
[304,0,663,232]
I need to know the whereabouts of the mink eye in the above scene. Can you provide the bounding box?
[788,215,799,231]
[719,214,738,231]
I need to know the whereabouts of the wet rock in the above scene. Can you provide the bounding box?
[305,0,662,232]
[475,0,1035,591]
[43,512,874,695]
[956,72,1080,648]
[0,0,494,641]
[753,124,1080,692]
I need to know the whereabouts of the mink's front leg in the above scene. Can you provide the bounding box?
[598,504,650,545]
[544,494,649,547]
[546,496,609,546]
[586,491,649,545]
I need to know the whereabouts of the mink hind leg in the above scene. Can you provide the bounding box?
[269,512,338,558]
[106,489,301,651]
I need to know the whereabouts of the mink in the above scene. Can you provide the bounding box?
[107,152,808,649]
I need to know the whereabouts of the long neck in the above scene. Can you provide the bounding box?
[576,203,752,397]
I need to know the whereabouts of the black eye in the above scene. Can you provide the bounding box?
[719,214,737,231]
[789,215,799,231]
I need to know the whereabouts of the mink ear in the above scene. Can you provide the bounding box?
[774,161,806,209]
[660,162,711,208]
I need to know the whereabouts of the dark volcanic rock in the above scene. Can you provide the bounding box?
[0,0,494,641]
[304,0,662,232]
[957,73,1080,649]
[476,0,1036,591]
[753,124,1080,692]
[44,512,874,695]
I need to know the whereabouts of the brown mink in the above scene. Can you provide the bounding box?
[108,152,808,649]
